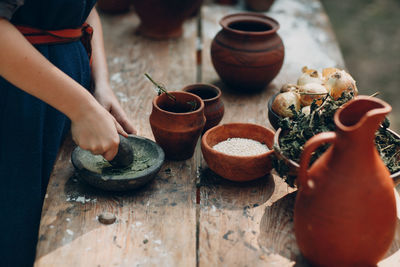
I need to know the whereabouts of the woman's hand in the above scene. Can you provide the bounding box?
[70,101,127,161]
[94,81,137,135]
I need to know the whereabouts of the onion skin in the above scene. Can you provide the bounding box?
[298,83,328,106]
[271,91,301,118]
[297,66,324,86]
[325,70,358,100]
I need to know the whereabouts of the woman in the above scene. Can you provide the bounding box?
[0,1,135,266]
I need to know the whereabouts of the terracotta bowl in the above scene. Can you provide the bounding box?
[71,135,165,191]
[267,92,281,130]
[182,84,224,132]
[201,123,275,182]
[274,127,400,185]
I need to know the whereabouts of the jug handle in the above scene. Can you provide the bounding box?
[298,132,337,189]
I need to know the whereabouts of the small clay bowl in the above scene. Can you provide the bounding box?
[201,123,275,182]
[274,127,400,185]
[267,92,281,130]
[182,84,224,132]
[71,135,165,191]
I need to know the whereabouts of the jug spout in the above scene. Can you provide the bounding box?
[334,96,392,140]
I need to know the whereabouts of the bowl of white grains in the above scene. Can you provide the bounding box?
[201,123,275,182]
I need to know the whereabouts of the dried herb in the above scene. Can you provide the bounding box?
[144,73,176,102]
[273,92,400,187]
[144,73,199,111]
[187,100,198,111]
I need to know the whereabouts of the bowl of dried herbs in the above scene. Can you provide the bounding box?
[272,92,400,187]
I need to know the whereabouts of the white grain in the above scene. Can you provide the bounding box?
[213,138,269,156]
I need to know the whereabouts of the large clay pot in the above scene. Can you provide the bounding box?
[211,13,284,91]
[182,84,224,132]
[149,91,206,160]
[132,0,203,39]
[294,96,397,266]
[97,0,131,14]
[245,0,275,12]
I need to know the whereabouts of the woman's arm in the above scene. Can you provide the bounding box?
[86,8,136,134]
[0,18,123,160]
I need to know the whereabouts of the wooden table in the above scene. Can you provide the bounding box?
[34,0,400,266]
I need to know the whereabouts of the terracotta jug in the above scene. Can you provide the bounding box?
[182,84,224,132]
[149,91,205,161]
[210,13,284,91]
[294,96,397,266]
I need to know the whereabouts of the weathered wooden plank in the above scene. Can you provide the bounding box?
[198,0,400,266]
[35,11,198,266]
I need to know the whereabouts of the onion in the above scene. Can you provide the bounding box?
[271,92,301,118]
[322,67,340,79]
[297,66,324,86]
[325,70,358,99]
[280,83,298,93]
[298,83,328,106]
[301,106,311,116]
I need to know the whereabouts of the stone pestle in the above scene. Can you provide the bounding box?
[108,135,134,168]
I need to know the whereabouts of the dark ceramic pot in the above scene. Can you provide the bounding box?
[245,0,275,12]
[211,13,284,91]
[149,91,206,160]
[132,0,203,39]
[97,0,131,14]
[182,84,224,132]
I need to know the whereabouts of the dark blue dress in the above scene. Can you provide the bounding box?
[0,1,96,266]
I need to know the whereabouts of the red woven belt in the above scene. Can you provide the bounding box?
[15,23,94,64]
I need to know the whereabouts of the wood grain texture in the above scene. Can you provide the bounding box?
[34,1,400,266]
[198,0,400,266]
[35,11,198,267]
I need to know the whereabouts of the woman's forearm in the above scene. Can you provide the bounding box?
[0,18,99,121]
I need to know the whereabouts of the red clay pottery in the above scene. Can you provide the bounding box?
[150,91,205,160]
[182,84,224,132]
[201,123,274,181]
[132,0,203,39]
[294,96,397,266]
[211,13,284,91]
[245,0,275,12]
[97,0,131,14]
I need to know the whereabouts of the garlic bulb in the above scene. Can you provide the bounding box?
[271,91,301,118]
[301,105,311,116]
[297,66,324,86]
[298,83,328,106]
[325,70,358,99]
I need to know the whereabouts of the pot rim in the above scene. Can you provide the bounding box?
[219,12,280,36]
[152,91,205,116]
[182,83,222,103]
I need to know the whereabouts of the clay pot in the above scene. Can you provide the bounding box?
[201,123,274,181]
[97,0,131,14]
[211,13,284,91]
[245,0,275,12]
[182,84,224,132]
[294,96,397,266]
[132,0,203,39]
[149,91,206,160]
